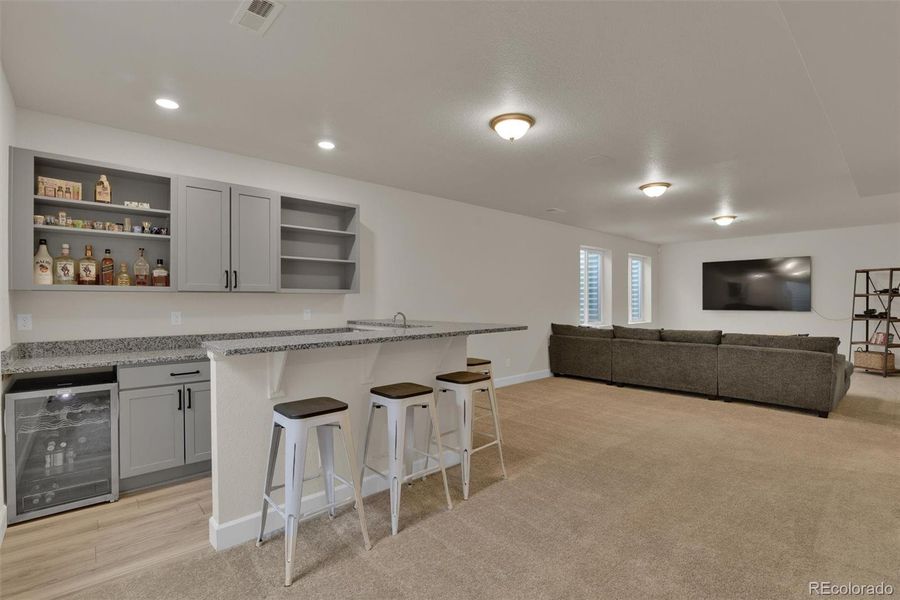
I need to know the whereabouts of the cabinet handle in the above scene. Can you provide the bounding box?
[225,270,230,290]
[177,389,183,411]
[233,270,238,289]
[170,370,201,377]
[187,387,192,410]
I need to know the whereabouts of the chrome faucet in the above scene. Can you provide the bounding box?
[392,312,407,328]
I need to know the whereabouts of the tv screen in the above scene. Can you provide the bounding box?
[702,257,811,311]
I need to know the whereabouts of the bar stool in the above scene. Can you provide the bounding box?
[467,357,501,442]
[361,382,453,536]
[428,371,506,500]
[257,397,371,587]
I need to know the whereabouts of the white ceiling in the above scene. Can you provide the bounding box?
[2,1,898,244]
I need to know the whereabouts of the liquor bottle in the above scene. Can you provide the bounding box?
[152,259,169,287]
[133,248,150,286]
[53,243,76,285]
[95,175,111,203]
[116,262,132,286]
[76,245,99,285]
[100,249,115,285]
[33,239,53,285]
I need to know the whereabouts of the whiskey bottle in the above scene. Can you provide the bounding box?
[151,259,169,287]
[76,245,99,285]
[115,263,132,286]
[100,249,115,285]
[133,248,150,286]
[33,239,53,285]
[53,243,76,285]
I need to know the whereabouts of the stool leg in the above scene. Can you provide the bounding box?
[257,420,280,546]
[338,412,372,550]
[283,424,308,587]
[487,383,507,479]
[360,401,376,488]
[487,368,502,443]
[387,402,407,535]
[427,397,453,510]
[422,402,434,480]
[455,388,474,500]
[316,425,336,519]
[404,404,416,487]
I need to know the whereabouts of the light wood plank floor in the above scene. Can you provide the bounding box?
[0,476,212,600]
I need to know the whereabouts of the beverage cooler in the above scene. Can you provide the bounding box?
[4,372,118,523]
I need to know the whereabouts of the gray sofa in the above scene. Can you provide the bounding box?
[549,324,853,417]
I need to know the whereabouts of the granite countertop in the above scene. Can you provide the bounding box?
[202,320,527,357]
[0,321,527,375]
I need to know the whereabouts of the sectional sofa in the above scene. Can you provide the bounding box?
[548,324,853,417]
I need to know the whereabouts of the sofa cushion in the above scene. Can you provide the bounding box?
[721,333,839,354]
[660,329,722,345]
[551,323,614,338]
[612,325,661,341]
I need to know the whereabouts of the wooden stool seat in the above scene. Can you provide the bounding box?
[371,382,433,399]
[466,357,491,366]
[436,371,491,385]
[274,397,347,419]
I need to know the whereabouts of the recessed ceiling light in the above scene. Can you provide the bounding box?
[713,215,737,226]
[490,113,535,141]
[317,140,336,150]
[639,182,671,198]
[154,98,179,110]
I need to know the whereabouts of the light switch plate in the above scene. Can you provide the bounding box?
[171,311,182,325]
[16,314,32,331]
[303,309,312,320]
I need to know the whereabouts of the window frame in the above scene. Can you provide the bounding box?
[627,253,652,325]
[579,245,608,327]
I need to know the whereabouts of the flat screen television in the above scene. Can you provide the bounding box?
[702,257,811,311]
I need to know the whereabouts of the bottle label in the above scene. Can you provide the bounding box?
[55,261,74,282]
[80,263,97,283]
[34,258,53,284]
[101,261,115,285]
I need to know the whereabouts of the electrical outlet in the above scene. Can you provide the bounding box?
[505,357,511,367]
[171,311,182,325]
[16,314,32,331]
[303,309,312,320]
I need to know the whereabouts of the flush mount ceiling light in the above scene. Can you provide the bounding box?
[638,182,671,198]
[317,140,336,150]
[154,98,179,110]
[713,215,737,226]
[490,113,535,141]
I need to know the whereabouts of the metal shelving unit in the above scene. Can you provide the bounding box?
[850,267,899,377]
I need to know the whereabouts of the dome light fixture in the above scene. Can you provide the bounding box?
[639,182,671,198]
[154,98,179,110]
[317,140,336,150]
[713,215,737,226]
[490,113,535,141]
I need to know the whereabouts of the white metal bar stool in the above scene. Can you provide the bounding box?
[428,371,507,500]
[257,397,371,587]
[467,357,502,443]
[360,382,453,536]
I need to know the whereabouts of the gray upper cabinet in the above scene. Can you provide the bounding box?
[119,385,186,478]
[231,185,278,292]
[184,382,212,464]
[177,178,231,292]
[177,178,277,292]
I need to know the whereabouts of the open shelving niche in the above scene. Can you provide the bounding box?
[279,196,359,293]
[12,148,176,291]
[849,267,899,376]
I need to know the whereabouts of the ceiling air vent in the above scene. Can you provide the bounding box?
[231,0,284,35]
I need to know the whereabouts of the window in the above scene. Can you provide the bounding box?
[579,247,606,326]
[628,253,651,324]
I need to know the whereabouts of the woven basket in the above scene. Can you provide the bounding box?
[854,348,896,371]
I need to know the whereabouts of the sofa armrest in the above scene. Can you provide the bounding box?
[549,335,612,380]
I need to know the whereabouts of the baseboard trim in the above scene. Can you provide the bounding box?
[0,505,7,546]
[209,452,459,551]
[494,369,551,388]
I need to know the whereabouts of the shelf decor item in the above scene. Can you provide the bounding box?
[94,175,111,203]
[850,267,899,377]
[37,176,81,200]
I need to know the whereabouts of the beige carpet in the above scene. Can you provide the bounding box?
[72,375,899,600]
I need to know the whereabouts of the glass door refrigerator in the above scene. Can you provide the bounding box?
[4,371,119,523]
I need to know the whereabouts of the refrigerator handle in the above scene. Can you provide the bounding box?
[177,388,183,411]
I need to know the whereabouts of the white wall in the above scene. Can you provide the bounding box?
[11,109,659,380]
[659,223,900,355]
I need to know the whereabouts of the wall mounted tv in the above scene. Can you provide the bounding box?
[702,257,812,311]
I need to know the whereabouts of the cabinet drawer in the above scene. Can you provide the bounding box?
[118,361,209,390]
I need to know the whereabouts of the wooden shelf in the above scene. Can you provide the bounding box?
[280,255,355,264]
[280,224,355,237]
[34,196,170,216]
[27,284,172,292]
[34,225,170,241]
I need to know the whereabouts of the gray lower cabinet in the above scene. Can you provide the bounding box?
[177,177,278,292]
[183,382,211,464]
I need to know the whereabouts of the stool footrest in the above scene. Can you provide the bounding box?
[362,464,389,481]
[472,440,500,454]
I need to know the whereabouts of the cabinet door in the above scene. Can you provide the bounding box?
[230,185,278,292]
[177,177,231,291]
[184,382,212,464]
[119,385,185,478]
